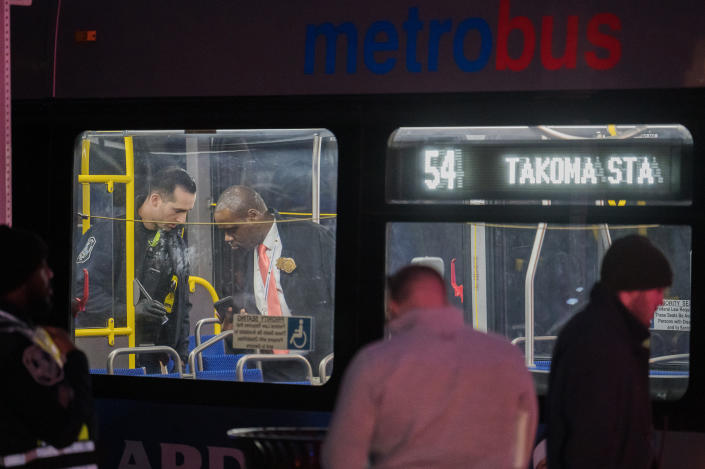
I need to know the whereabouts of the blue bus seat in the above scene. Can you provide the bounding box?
[195,368,264,382]
[188,334,225,355]
[528,360,688,377]
[649,370,689,376]
[91,367,146,376]
[202,354,245,370]
[530,360,551,372]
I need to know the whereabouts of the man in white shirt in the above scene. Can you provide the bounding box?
[214,185,334,382]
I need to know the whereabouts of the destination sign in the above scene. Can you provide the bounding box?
[387,140,691,203]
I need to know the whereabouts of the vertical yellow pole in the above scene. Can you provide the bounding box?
[124,136,136,368]
[637,201,648,236]
[81,139,91,234]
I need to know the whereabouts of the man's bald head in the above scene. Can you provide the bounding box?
[214,185,273,251]
[386,265,448,320]
[215,185,268,216]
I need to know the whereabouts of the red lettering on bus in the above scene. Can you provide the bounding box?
[585,13,622,70]
[540,15,579,70]
[496,0,536,71]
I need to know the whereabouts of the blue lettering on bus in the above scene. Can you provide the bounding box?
[453,17,492,72]
[303,2,622,75]
[364,21,398,75]
[304,22,358,74]
[403,7,423,73]
[428,18,452,72]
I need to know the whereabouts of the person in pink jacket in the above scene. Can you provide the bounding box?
[322,264,537,469]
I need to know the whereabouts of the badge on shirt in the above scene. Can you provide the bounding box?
[76,236,96,264]
[276,257,296,274]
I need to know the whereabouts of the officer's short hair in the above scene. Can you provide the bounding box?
[150,166,196,200]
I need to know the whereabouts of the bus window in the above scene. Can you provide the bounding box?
[71,130,337,385]
[386,222,690,399]
[385,125,692,400]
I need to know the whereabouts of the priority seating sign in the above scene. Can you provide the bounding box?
[232,314,313,351]
[652,299,690,331]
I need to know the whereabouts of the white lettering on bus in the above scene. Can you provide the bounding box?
[506,155,660,186]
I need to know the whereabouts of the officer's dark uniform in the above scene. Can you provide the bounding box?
[0,306,92,456]
[74,212,192,372]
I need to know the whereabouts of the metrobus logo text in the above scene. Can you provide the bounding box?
[304,0,621,75]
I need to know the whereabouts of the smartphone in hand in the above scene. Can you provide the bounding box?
[214,296,235,320]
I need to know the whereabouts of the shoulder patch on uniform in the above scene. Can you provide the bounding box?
[22,344,64,386]
[77,236,97,264]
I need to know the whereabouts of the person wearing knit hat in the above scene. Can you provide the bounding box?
[0,225,93,457]
[601,235,673,291]
[600,234,673,327]
[547,234,672,469]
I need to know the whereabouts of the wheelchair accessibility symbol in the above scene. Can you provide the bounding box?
[287,317,312,351]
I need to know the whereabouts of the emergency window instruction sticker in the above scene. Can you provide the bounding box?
[76,236,96,264]
[232,315,313,351]
[652,299,690,331]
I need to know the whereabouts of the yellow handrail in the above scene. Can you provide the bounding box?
[77,175,132,194]
[77,175,133,183]
[75,136,227,366]
[73,274,222,351]
[188,276,221,334]
[124,137,136,367]
[75,135,137,367]
[74,318,132,347]
[80,139,91,234]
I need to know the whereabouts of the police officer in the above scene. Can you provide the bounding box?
[0,225,93,457]
[75,166,196,372]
